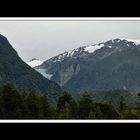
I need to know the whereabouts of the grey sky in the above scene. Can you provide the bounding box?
[0,20,140,61]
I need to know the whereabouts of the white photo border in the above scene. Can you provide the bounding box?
[0,17,140,123]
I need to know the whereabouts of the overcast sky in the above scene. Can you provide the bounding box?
[0,20,140,62]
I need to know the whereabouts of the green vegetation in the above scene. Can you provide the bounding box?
[0,35,63,104]
[0,82,139,119]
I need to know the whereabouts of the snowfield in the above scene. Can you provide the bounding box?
[27,59,43,67]
[84,43,104,53]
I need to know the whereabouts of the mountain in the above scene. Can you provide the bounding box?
[36,38,140,94]
[0,34,63,103]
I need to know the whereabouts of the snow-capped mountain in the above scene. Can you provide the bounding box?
[40,42,106,63]
[26,58,43,67]
[38,38,140,65]
[35,38,140,94]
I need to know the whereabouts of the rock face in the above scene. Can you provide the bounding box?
[0,34,63,103]
[58,64,80,86]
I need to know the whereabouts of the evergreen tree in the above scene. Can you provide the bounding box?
[94,103,120,119]
[25,91,42,119]
[0,95,5,118]
[1,82,16,94]
[118,96,125,112]
[40,95,53,119]
[117,95,126,118]
[94,105,104,119]
[89,111,96,119]
[78,92,94,119]
[123,110,137,119]
[20,91,31,119]
[57,91,78,119]
[1,83,24,119]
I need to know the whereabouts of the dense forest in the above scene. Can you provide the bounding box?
[0,82,139,119]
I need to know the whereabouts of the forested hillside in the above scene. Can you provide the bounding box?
[0,83,139,119]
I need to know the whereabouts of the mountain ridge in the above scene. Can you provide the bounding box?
[0,34,63,103]
[35,38,140,94]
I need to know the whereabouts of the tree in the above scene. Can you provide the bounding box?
[25,91,42,119]
[118,96,125,111]
[78,92,94,119]
[89,111,96,119]
[1,82,17,94]
[40,95,53,119]
[1,83,24,119]
[117,95,126,118]
[57,91,78,119]
[20,91,31,119]
[0,95,5,118]
[94,105,104,119]
[94,103,120,119]
[123,110,137,119]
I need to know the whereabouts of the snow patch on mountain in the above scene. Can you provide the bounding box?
[26,59,43,68]
[84,43,104,53]
[124,39,140,45]
[66,48,79,57]
[52,48,80,62]
[108,46,112,48]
